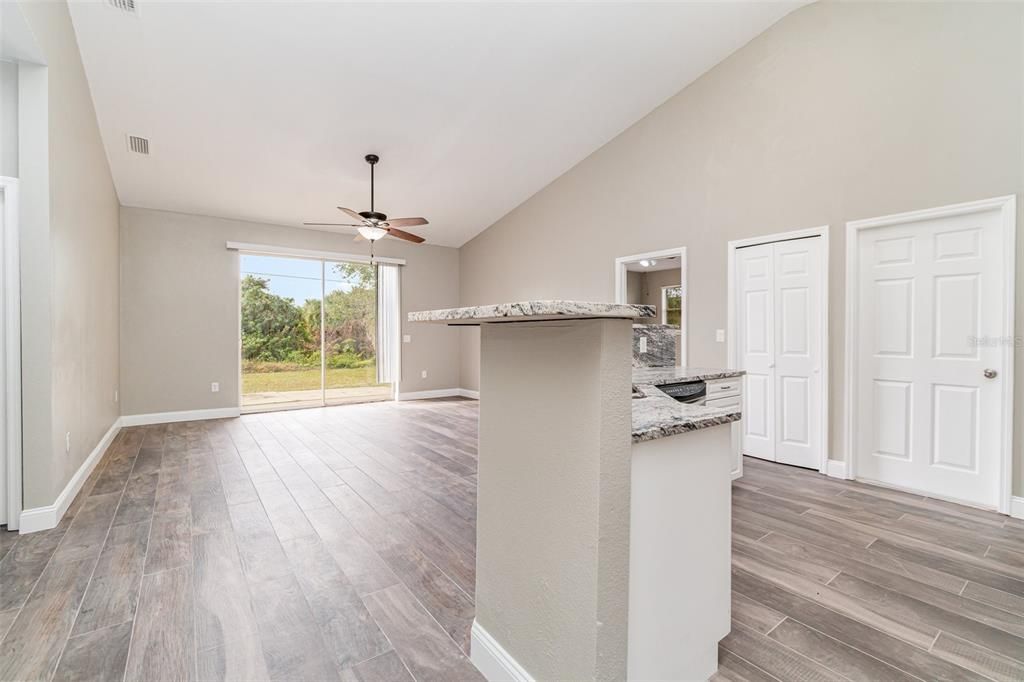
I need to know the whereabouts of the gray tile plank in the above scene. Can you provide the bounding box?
[192,528,265,660]
[829,572,1024,663]
[71,520,150,636]
[733,567,988,682]
[377,542,475,653]
[0,526,67,610]
[340,651,414,682]
[251,478,316,540]
[731,592,786,635]
[280,534,392,668]
[146,509,191,574]
[0,558,95,681]
[720,621,839,682]
[112,471,160,527]
[716,648,783,682]
[226,500,292,585]
[247,572,338,681]
[766,617,921,682]
[0,609,17,642]
[124,565,195,682]
[304,505,400,596]
[53,621,133,682]
[732,551,938,649]
[51,492,122,564]
[362,583,484,682]
[759,530,968,596]
[931,631,1024,682]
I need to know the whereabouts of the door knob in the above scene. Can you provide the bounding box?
[984,369,997,379]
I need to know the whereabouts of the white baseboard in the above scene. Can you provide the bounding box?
[1011,496,1024,520]
[18,419,121,534]
[470,621,533,682]
[120,407,241,427]
[825,459,848,480]
[396,388,479,401]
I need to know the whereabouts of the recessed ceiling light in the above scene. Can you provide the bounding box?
[639,259,656,267]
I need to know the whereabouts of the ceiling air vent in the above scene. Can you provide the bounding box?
[127,135,150,155]
[108,0,138,14]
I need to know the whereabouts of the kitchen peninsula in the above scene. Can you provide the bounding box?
[411,301,742,681]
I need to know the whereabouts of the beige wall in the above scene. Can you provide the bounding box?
[119,207,462,416]
[19,1,121,508]
[1,60,16,177]
[459,2,1024,492]
[475,319,631,680]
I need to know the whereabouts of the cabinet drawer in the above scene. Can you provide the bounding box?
[706,378,741,398]
[705,395,741,410]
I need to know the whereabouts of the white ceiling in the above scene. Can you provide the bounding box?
[69,1,803,247]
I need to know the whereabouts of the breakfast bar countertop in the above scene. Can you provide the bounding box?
[632,367,744,442]
[408,300,656,324]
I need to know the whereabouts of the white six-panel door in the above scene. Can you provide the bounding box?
[737,237,822,469]
[854,208,1006,508]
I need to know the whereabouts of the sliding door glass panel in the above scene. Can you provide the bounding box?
[240,255,324,409]
[323,261,391,405]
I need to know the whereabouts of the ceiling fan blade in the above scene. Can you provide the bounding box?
[386,227,425,244]
[304,222,362,227]
[337,206,365,222]
[386,217,428,228]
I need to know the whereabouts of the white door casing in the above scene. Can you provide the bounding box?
[848,197,1015,511]
[736,237,823,469]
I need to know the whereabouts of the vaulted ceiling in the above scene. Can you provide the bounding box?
[69,2,803,247]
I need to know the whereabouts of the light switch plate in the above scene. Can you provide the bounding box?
[716,329,726,343]
[211,382,220,393]
[421,370,427,379]
[403,334,411,343]
[639,337,648,353]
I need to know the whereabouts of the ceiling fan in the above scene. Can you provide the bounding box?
[304,154,428,246]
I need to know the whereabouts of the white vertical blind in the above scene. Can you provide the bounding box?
[376,263,401,385]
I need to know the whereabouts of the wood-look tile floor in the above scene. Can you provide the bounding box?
[0,398,1020,682]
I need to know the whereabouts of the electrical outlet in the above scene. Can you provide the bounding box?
[421,370,427,379]
[211,382,220,393]
[65,432,71,453]
[716,329,726,343]
[639,337,648,353]
[403,334,411,343]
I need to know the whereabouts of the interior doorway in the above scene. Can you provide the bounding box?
[240,253,393,411]
[615,247,688,366]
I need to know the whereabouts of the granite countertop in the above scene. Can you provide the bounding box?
[409,300,656,325]
[632,367,745,442]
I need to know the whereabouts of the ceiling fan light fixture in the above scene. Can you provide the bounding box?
[358,225,388,241]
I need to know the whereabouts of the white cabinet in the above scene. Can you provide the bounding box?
[705,377,744,479]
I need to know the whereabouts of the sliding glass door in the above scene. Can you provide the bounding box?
[240,254,393,411]
[323,261,390,405]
